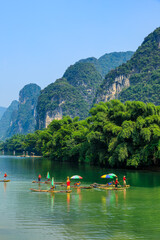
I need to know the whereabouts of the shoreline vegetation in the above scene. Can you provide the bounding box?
[0,100,160,169]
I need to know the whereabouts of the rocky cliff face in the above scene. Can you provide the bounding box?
[36,78,88,129]
[95,27,160,105]
[5,84,41,138]
[96,74,130,103]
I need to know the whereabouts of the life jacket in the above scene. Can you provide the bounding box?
[67,180,70,186]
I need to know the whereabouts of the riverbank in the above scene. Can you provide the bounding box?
[17,155,42,158]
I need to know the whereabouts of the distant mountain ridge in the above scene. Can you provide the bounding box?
[5,84,41,138]
[0,84,41,140]
[0,101,18,140]
[79,51,134,78]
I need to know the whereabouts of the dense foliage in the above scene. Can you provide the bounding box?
[1,100,160,169]
[119,70,160,105]
[1,134,26,153]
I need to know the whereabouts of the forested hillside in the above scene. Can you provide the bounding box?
[95,27,160,105]
[36,52,134,129]
[37,63,103,129]
[63,62,102,105]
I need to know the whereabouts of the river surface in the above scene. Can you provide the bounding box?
[0,155,160,240]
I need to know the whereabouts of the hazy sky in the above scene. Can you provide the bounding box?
[0,0,160,107]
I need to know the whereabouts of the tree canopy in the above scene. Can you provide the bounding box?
[1,100,160,169]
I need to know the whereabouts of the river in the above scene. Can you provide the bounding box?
[0,155,160,240]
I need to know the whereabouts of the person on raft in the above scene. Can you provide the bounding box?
[38,174,41,182]
[66,176,71,190]
[74,181,81,186]
[115,178,119,188]
[106,181,113,186]
[4,173,7,179]
[123,176,126,187]
[46,172,51,181]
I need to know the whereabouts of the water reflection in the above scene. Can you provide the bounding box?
[51,194,55,212]
[115,192,118,206]
[3,182,7,193]
[101,189,128,209]
[38,183,41,190]
[123,188,126,201]
[76,188,82,201]
[67,193,70,212]
[101,191,116,209]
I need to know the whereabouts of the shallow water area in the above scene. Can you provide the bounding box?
[0,155,160,240]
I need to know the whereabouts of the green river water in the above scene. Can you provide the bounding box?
[0,155,160,240]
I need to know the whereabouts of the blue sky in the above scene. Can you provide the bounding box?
[0,0,160,107]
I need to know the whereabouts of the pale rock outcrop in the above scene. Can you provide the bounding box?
[45,108,63,128]
[97,75,130,103]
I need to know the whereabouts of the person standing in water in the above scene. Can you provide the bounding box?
[123,176,126,187]
[66,176,71,191]
[4,173,7,180]
[38,174,41,182]
[115,177,119,188]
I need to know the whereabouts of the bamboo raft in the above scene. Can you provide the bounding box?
[30,188,72,193]
[97,186,129,191]
[90,183,130,188]
[0,180,10,182]
[32,181,64,185]
[72,186,93,189]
